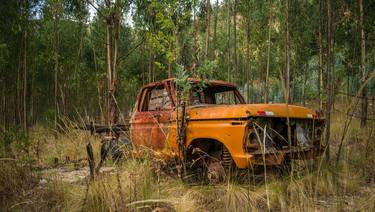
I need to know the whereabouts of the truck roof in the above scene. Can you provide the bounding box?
[141,78,237,88]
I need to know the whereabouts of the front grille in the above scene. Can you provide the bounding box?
[244,118,324,153]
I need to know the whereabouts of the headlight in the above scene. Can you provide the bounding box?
[295,122,311,147]
[243,128,259,152]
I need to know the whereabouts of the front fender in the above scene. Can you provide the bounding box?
[185,119,250,168]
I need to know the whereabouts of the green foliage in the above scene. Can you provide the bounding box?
[0,130,13,156]
[196,59,218,80]
[175,65,192,102]
[0,128,30,158]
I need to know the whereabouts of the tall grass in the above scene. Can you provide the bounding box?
[0,106,374,211]
[0,161,68,211]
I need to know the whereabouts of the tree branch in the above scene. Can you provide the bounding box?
[86,0,106,19]
[118,37,146,63]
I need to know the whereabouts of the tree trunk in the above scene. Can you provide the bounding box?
[227,0,231,82]
[302,64,307,106]
[359,0,367,127]
[148,47,152,83]
[30,65,35,125]
[142,42,145,83]
[265,7,272,103]
[2,82,5,127]
[112,15,120,125]
[23,26,27,132]
[325,0,333,161]
[318,0,324,110]
[61,83,67,117]
[16,52,21,126]
[173,18,179,76]
[205,0,211,60]
[107,16,120,126]
[331,27,335,109]
[213,0,219,60]
[192,3,199,75]
[74,22,85,111]
[233,0,237,80]
[106,21,113,126]
[246,15,251,103]
[284,0,292,154]
[54,13,59,137]
[285,0,290,103]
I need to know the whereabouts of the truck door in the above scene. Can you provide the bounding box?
[130,83,173,150]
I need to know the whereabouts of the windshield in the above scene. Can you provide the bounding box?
[189,85,242,105]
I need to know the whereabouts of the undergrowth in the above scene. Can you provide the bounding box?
[0,109,374,211]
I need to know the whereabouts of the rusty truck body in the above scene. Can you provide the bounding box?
[130,78,325,175]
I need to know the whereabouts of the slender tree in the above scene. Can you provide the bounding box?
[318,0,324,110]
[233,0,238,79]
[22,17,27,132]
[245,2,251,103]
[212,0,219,61]
[103,0,126,126]
[52,1,62,136]
[264,4,273,103]
[285,0,290,103]
[359,0,367,127]
[192,1,199,75]
[20,0,29,132]
[226,0,231,81]
[325,0,334,161]
[205,0,211,60]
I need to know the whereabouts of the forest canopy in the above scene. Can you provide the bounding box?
[0,0,374,129]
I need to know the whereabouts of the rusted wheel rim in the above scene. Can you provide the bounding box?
[207,161,226,184]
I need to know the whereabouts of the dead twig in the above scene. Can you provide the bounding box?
[86,142,95,180]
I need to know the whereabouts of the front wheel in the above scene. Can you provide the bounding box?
[207,160,227,184]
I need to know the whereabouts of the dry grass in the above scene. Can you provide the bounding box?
[28,124,102,167]
[0,107,374,211]
[0,162,68,211]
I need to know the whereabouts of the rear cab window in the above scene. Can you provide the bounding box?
[189,84,242,105]
[141,86,172,111]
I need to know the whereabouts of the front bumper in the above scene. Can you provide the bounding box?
[233,146,325,168]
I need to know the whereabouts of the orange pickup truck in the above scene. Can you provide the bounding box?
[130,78,325,182]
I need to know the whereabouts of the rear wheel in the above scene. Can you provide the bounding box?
[109,138,132,163]
[278,156,292,174]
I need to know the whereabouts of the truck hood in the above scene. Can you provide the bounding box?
[186,104,318,120]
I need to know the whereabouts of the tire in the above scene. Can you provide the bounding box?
[279,157,292,175]
[207,160,227,184]
[109,138,132,163]
[185,143,232,184]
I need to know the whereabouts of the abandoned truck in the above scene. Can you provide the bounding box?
[128,78,325,182]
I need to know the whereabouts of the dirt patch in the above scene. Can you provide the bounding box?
[41,166,116,183]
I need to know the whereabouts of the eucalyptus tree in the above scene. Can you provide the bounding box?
[88,0,131,125]
[359,0,367,127]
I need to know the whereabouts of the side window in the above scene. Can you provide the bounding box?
[142,86,171,111]
[215,91,238,105]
